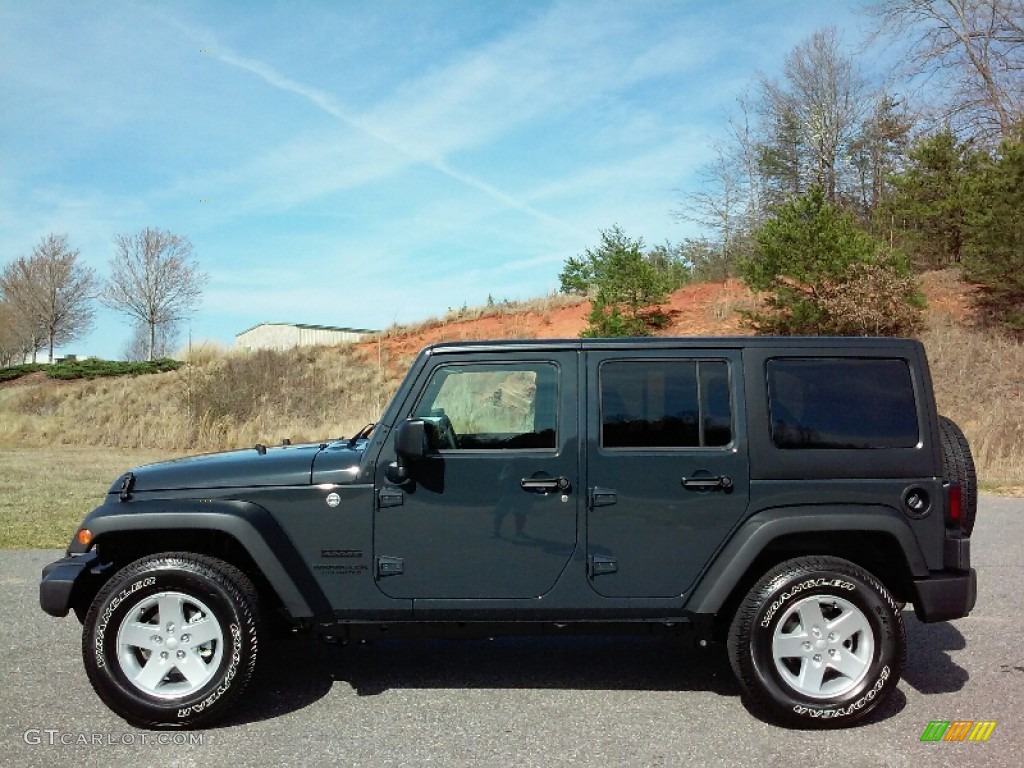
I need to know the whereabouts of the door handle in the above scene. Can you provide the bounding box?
[521,476,571,493]
[681,475,734,492]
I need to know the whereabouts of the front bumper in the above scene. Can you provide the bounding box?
[39,552,102,618]
[912,568,977,623]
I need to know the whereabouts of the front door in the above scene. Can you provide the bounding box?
[373,352,579,599]
[585,350,749,598]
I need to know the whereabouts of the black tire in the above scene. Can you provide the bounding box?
[938,415,977,535]
[727,556,905,728]
[82,553,260,729]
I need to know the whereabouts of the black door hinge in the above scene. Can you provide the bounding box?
[376,556,404,577]
[589,555,618,577]
[589,487,617,508]
[378,488,404,508]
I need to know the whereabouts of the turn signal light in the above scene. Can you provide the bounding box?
[76,529,93,546]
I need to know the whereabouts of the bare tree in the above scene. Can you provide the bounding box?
[122,320,180,362]
[103,228,206,361]
[0,300,30,365]
[681,29,892,258]
[865,0,1024,142]
[730,92,767,226]
[0,234,97,363]
[0,296,42,364]
[677,148,750,246]
[757,28,875,205]
[675,94,762,272]
[849,93,916,219]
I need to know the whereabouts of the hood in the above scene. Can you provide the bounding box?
[110,440,366,493]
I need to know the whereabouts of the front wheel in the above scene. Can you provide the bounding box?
[727,556,905,728]
[82,553,260,728]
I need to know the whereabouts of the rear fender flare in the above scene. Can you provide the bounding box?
[684,505,928,616]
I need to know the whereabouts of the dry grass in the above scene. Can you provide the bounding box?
[920,316,1024,487]
[176,338,229,366]
[0,343,398,452]
[0,447,183,549]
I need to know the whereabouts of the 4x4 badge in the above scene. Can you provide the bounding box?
[325,492,341,508]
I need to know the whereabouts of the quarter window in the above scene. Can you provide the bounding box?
[600,360,732,449]
[413,363,558,450]
[767,358,919,449]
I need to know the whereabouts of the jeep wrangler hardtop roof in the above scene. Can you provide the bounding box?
[422,336,925,354]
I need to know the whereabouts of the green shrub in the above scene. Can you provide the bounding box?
[0,364,45,382]
[740,188,924,336]
[0,358,182,383]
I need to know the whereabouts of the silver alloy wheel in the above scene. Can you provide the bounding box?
[114,591,224,699]
[770,594,874,699]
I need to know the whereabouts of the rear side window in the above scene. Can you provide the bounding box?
[601,360,732,449]
[767,358,919,449]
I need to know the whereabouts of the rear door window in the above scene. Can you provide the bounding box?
[600,360,732,449]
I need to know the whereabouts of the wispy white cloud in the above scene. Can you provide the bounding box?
[2,0,872,358]
[184,27,588,235]
[151,2,706,237]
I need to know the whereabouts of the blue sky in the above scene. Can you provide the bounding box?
[1,1,871,359]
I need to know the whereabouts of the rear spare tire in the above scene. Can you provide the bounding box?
[938,416,977,535]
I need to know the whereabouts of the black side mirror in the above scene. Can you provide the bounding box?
[387,419,426,485]
[395,419,426,462]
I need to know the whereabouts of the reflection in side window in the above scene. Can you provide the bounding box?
[600,360,732,449]
[412,363,558,450]
[767,358,919,449]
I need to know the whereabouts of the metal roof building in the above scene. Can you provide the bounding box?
[235,322,378,351]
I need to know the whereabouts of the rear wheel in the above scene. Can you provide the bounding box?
[82,553,259,728]
[728,556,905,728]
[938,415,977,535]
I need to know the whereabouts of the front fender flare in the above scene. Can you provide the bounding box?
[69,498,329,619]
[683,505,928,616]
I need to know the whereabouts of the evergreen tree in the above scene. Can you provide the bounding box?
[559,226,676,337]
[740,187,923,335]
[963,139,1024,334]
[884,129,979,268]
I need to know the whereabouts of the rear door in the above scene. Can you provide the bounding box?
[585,349,749,598]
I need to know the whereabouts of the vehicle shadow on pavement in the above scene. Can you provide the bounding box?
[899,613,969,694]
[223,632,741,726]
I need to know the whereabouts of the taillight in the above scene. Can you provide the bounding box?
[946,482,963,529]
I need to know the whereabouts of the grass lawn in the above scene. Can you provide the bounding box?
[0,447,183,549]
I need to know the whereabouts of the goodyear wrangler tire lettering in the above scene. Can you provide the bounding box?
[760,578,856,628]
[791,666,890,718]
[81,553,259,729]
[94,577,156,669]
[177,624,243,719]
[727,556,905,728]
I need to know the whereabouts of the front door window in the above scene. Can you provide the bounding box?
[412,363,558,450]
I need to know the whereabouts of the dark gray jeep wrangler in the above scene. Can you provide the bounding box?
[40,337,977,729]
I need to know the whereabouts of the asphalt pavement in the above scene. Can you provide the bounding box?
[2,497,1022,768]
